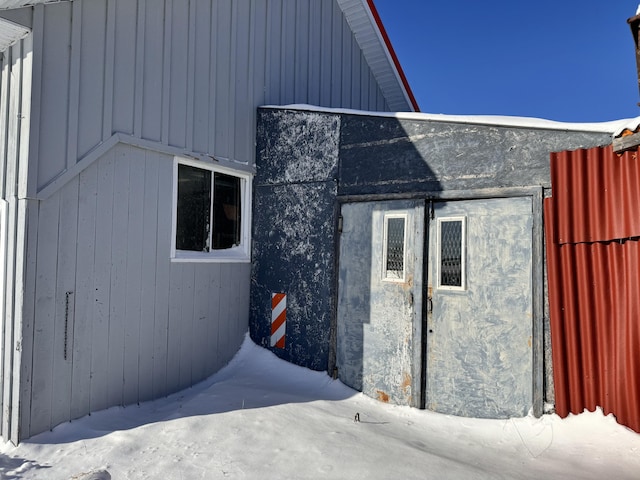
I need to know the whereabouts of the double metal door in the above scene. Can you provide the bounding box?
[336,196,533,417]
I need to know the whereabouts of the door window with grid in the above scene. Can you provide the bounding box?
[437,217,466,290]
[383,214,407,281]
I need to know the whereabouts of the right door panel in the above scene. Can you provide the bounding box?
[426,197,533,418]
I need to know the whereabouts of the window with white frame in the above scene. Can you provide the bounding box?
[383,213,407,281]
[437,216,466,290]
[172,157,251,262]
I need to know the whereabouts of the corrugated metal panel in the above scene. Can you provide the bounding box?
[549,147,640,244]
[545,145,640,434]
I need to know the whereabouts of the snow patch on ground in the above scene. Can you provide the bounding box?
[1,334,639,479]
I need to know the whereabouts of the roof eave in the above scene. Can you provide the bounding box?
[0,15,29,51]
[364,0,419,112]
[0,0,66,9]
[338,0,420,112]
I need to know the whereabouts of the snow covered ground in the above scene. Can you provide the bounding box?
[1,335,639,480]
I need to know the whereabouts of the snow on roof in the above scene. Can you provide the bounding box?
[612,116,640,137]
[263,104,632,134]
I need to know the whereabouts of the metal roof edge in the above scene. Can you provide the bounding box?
[337,0,419,112]
[364,0,419,112]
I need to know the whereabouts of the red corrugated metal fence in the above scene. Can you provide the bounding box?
[545,145,640,433]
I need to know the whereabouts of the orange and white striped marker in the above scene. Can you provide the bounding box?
[271,293,286,349]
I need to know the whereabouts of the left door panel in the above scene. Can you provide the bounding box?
[336,200,424,406]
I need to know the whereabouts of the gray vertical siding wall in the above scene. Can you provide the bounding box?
[251,107,615,406]
[7,0,401,442]
[30,0,391,195]
[20,143,250,439]
[0,31,32,441]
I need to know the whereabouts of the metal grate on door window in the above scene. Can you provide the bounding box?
[385,216,406,280]
[439,218,465,289]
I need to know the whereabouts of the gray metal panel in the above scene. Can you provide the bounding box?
[77,0,107,159]
[339,114,614,196]
[107,149,130,408]
[336,200,424,406]
[112,0,136,135]
[31,0,396,194]
[35,1,70,188]
[0,34,32,444]
[21,143,249,439]
[51,168,78,429]
[426,197,533,418]
[71,160,98,421]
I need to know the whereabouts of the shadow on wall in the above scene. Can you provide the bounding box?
[24,335,356,445]
[336,200,427,405]
[249,108,441,405]
[251,106,615,413]
[334,115,440,405]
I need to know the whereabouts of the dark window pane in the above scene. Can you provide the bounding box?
[386,217,405,277]
[440,220,462,287]
[212,173,241,249]
[176,164,211,252]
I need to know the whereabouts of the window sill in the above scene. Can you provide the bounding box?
[171,248,251,263]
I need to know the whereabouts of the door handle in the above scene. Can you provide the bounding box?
[427,296,433,314]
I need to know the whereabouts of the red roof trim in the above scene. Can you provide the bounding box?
[366,0,420,112]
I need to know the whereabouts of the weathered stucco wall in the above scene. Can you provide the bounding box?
[339,115,613,195]
[251,107,614,410]
[251,110,340,370]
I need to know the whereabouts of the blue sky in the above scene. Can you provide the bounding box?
[374,1,640,122]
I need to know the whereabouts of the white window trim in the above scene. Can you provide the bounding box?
[171,156,253,263]
[382,212,408,283]
[436,216,466,291]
